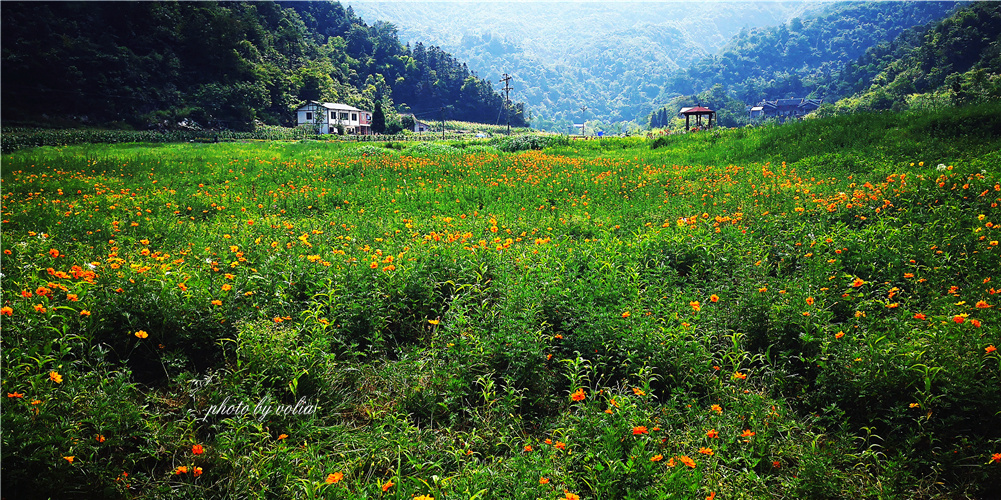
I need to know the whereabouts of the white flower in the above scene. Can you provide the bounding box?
[936,164,947,171]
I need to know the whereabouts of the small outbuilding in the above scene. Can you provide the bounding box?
[680,106,715,132]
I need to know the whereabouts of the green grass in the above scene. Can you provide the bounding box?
[2,104,1000,499]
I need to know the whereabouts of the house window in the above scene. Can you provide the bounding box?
[305,112,313,120]
[340,112,349,120]
[351,113,357,121]
[330,111,336,120]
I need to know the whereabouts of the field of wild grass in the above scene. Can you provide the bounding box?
[2,105,1000,499]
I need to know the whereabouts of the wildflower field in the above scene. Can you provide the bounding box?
[2,104,1000,499]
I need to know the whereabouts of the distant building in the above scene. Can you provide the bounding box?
[748,98,823,120]
[296,102,371,135]
[399,113,433,133]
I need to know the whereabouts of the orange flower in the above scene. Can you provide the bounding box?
[178,283,188,292]
[621,311,631,318]
[758,287,768,293]
[564,491,580,500]
[741,429,756,438]
[954,315,965,324]
[381,480,394,492]
[539,477,550,485]
[134,330,148,339]
[97,434,105,443]
[632,426,649,435]
[34,304,47,313]
[221,284,232,292]
[211,299,222,306]
[8,392,24,398]
[835,331,845,339]
[0,306,12,316]
[192,444,204,455]
[278,434,288,440]
[806,297,815,306]
[679,455,696,468]
[707,492,716,500]
[325,472,343,484]
[428,319,440,325]
[991,453,1001,463]
[971,319,982,328]
[987,345,997,354]
[632,387,645,396]
[651,454,663,462]
[710,294,719,303]
[21,290,32,298]
[570,388,586,402]
[698,447,714,456]
[690,301,701,312]
[705,429,718,438]
[49,371,63,383]
[49,249,60,258]
[63,456,74,464]
[174,466,188,475]
[554,441,566,450]
[914,313,926,320]
[976,300,992,309]
[524,445,533,452]
[710,404,722,413]
[369,261,379,269]
[733,371,747,380]
[192,466,203,477]
[80,309,91,316]
[852,278,865,287]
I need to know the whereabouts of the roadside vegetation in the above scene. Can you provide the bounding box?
[2,103,999,499]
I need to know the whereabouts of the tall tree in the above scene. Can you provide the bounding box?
[372,100,386,133]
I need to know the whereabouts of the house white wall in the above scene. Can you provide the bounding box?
[295,102,371,135]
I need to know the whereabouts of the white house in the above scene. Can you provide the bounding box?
[296,102,372,135]
[413,118,432,133]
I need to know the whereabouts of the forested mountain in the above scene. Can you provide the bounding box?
[646,1,961,129]
[347,1,822,131]
[824,1,1001,113]
[0,1,527,130]
[350,1,958,131]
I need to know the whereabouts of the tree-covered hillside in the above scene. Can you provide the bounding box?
[825,1,1001,114]
[348,1,823,131]
[646,1,959,129]
[0,1,527,130]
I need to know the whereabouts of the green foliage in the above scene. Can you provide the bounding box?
[828,2,1001,114]
[495,134,570,152]
[0,1,525,130]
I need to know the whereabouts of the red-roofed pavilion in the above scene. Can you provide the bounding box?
[680,106,715,132]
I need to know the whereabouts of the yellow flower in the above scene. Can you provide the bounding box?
[428,319,440,325]
[49,371,63,384]
[134,330,149,339]
[325,472,343,484]
[63,456,74,463]
[211,299,222,306]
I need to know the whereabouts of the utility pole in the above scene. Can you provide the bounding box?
[579,105,588,136]
[500,73,513,135]
[440,107,445,140]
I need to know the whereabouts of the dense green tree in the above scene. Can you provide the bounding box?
[372,100,386,133]
[0,1,525,129]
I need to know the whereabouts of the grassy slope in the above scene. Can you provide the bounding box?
[1,104,999,499]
